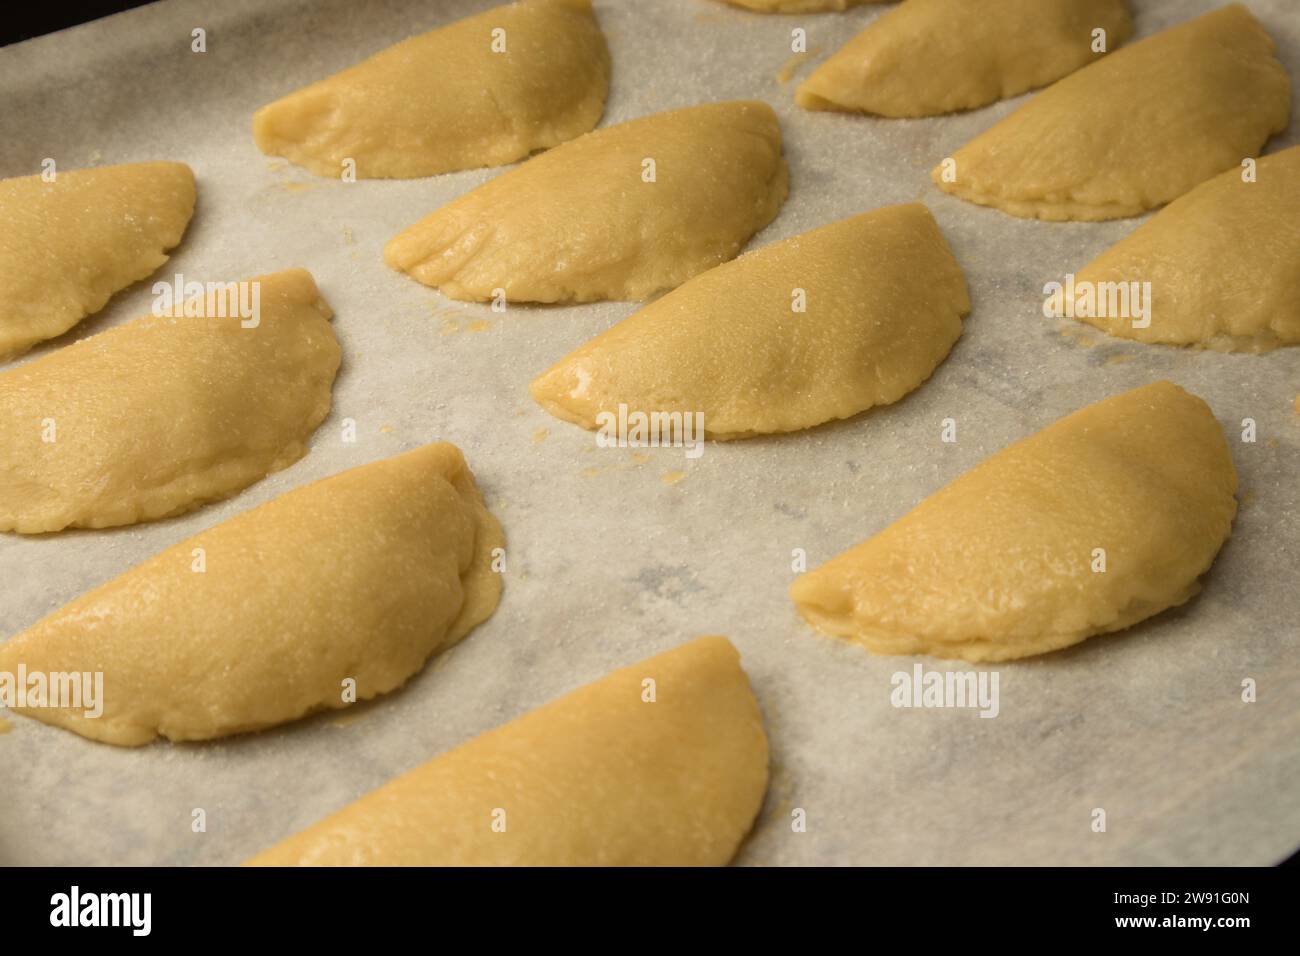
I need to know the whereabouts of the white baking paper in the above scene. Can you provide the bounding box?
[1,0,1297,866]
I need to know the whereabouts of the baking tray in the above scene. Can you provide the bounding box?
[1,0,1297,865]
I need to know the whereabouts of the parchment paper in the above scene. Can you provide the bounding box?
[1,0,1297,866]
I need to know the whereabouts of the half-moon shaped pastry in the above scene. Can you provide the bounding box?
[931,4,1291,221]
[718,0,885,12]
[253,0,610,178]
[247,636,767,866]
[0,268,339,533]
[0,443,504,746]
[791,382,1237,662]
[1070,145,1300,351]
[797,0,1132,117]
[0,161,195,361]
[530,203,970,439]
[384,100,788,303]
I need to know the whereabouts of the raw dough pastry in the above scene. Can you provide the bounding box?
[247,636,767,866]
[531,203,970,439]
[0,268,339,534]
[384,100,788,303]
[0,442,504,746]
[718,0,885,12]
[1071,145,1300,351]
[253,0,609,179]
[791,382,1237,662]
[931,4,1291,221]
[797,0,1132,117]
[0,162,195,361]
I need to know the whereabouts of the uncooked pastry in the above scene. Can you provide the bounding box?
[384,100,789,303]
[0,161,195,361]
[246,636,767,865]
[797,0,1132,117]
[791,382,1237,662]
[718,0,885,12]
[253,0,610,178]
[1071,145,1300,351]
[931,4,1291,221]
[530,204,970,439]
[0,442,504,746]
[0,268,339,533]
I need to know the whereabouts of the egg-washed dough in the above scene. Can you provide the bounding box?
[718,0,885,12]
[0,162,195,361]
[384,100,788,303]
[0,268,339,534]
[247,636,766,866]
[791,382,1237,662]
[1071,145,1300,352]
[252,0,610,179]
[931,4,1291,221]
[797,0,1132,117]
[531,204,970,439]
[0,443,504,746]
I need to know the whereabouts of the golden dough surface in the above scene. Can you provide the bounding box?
[0,162,195,361]
[791,382,1238,662]
[0,268,339,533]
[931,4,1291,221]
[248,636,766,866]
[384,100,788,303]
[797,0,1133,117]
[253,0,610,178]
[0,443,504,746]
[530,203,970,439]
[1073,145,1300,351]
